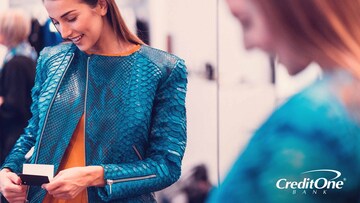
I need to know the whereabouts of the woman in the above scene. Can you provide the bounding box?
[0,10,37,165]
[209,0,360,202]
[0,0,188,202]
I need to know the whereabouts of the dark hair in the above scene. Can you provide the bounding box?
[84,0,144,45]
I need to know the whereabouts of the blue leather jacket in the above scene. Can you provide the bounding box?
[1,43,188,202]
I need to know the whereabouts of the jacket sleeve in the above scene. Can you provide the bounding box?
[98,59,187,201]
[1,51,46,173]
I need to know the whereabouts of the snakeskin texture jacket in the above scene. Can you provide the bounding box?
[1,43,188,202]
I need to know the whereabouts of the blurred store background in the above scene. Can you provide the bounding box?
[0,0,322,202]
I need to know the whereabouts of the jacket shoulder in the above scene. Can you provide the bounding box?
[35,43,76,83]
[137,45,185,84]
[138,45,182,68]
[39,42,75,60]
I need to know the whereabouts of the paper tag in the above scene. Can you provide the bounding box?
[23,164,54,180]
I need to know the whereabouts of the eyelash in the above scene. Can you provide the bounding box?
[51,17,77,26]
[67,17,77,22]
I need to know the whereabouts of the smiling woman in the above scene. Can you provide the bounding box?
[0,0,188,202]
[44,0,143,54]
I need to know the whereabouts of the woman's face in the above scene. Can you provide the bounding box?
[226,0,310,75]
[44,0,107,52]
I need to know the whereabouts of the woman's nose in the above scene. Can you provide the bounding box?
[58,24,72,39]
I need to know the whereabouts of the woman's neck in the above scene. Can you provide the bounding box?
[88,18,134,55]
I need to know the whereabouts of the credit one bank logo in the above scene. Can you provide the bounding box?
[276,169,345,195]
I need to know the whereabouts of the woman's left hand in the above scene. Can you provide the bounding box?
[42,166,104,200]
[42,167,88,199]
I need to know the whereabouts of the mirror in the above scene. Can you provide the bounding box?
[217,0,322,200]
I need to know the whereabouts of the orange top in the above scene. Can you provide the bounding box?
[43,115,87,203]
[86,44,141,56]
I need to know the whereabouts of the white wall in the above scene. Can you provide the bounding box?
[0,0,9,11]
[148,0,168,51]
[148,0,217,72]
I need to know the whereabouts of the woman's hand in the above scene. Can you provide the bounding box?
[0,169,27,203]
[42,166,104,200]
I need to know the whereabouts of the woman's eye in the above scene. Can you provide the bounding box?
[67,17,77,22]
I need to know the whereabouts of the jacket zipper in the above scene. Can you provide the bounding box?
[84,56,90,166]
[84,56,90,199]
[107,174,157,194]
[132,145,143,160]
[28,53,75,202]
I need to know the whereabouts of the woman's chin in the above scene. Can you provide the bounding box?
[279,58,310,76]
[75,44,90,52]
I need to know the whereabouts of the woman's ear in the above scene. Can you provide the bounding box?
[96,0,108,16]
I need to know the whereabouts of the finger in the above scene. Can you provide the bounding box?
[42,180,62,192]
[48,184,71,196]
[3,184,26,194]
[4,185,26,194]
[5,195,26,203]
[50,184,82,198]
[43,171,65,191]
[7,173,22,185]
[3,190,26,202]
[11,199,27,203]
[52,170,64,181]
[41,183,48,189]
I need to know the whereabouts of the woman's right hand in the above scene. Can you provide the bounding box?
[0,169,27,203]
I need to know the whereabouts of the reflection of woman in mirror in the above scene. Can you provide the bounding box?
[209,0,360,202]
[0,0,188,202]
